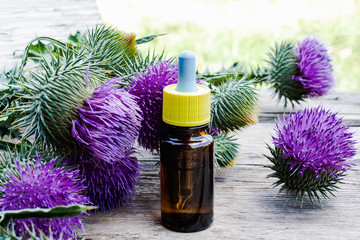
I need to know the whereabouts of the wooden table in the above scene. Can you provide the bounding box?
[0,0,101,69]
[1,1,359,239]
[80,91,360,240]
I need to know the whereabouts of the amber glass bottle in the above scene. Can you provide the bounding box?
[161,50,214,232]
[161,124,214,232]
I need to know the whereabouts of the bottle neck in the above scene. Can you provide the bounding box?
[166,124,208,140]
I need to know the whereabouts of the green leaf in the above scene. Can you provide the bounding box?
[0,204,96,227]
[0,140,20,151]
[135,33,166,45]
[18,37,68,72]
[27,40,48,58]
[0,68,23,139]
[68,31,81,45]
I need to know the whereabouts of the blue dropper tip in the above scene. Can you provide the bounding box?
[176,50,197,92]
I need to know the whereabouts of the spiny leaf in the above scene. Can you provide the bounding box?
[122,49,169,75]
[135,33,166,45]
[247,66,269,85]
[199,72,238,86]
[68,31,81,45]
[0,140,23,151]
[199,62,256,86]
[0,204,96,227]
[18,37,69,74]
[0,68,23,139]
[26,40,57,62]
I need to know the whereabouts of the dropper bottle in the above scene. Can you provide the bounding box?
[161,50,214,232]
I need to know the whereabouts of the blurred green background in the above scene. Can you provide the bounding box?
[97,0,360,91]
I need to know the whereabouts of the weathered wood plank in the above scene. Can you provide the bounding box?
[80,93,360,239]
[0,0,102,70]
[258,90,360,125]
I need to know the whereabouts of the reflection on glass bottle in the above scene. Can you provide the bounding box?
[177,165,193,210]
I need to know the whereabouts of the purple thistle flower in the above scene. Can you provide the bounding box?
[0,156,89,239]
[293,36,335,97]
[72,77,142,163]
[128,61,178,152]
[65,150,140,212]
[207,128,221,137]
[273,107,356,179]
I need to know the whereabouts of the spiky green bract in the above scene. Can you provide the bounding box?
[0,143,56,187]
[266,41,307,107]
[0,148,38,187]
[265,146,345,208]
[0,205,95,227]
[117,50,169,89]
[17,26,160,80]
[80,25,137,77]
[1,223,63,240]
[65,151,140,212]
[214,133,239,168]
[135,33,167,45]
[14,47,108,156]
[210,75,258,132]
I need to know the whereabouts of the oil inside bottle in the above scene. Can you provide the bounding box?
[161,125,214,232]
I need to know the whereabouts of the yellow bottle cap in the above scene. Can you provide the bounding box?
[163,51,211,127]
[163,84,211,127]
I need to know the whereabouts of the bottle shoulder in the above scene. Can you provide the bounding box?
[162,134,213,147]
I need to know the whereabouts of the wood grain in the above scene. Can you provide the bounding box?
[0,0,101,70]
[259,90,360,125]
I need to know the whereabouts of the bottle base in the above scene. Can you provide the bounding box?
[161,212,213,233]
